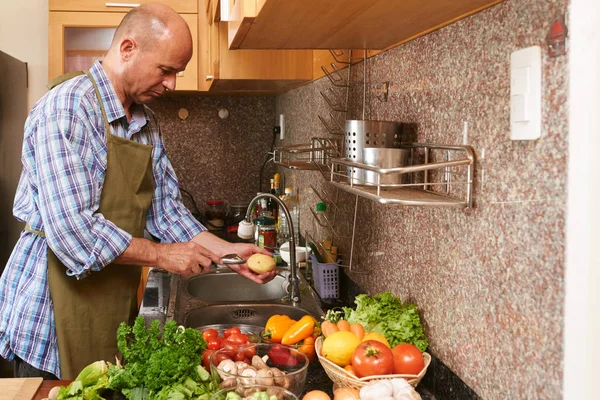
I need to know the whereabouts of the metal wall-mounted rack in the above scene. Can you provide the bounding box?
[329,143,475,208]
[272,137,342,173]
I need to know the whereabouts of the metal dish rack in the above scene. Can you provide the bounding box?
[329,143,475,208]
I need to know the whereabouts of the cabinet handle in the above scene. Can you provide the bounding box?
[206,75,214,81]
[105,2,141,7]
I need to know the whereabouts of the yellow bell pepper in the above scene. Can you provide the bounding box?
[263,315,296,343]
[281,315,316,345]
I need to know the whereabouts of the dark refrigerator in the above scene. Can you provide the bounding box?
[0,50,28,377]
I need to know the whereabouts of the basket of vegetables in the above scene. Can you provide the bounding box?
[315,292,431,390]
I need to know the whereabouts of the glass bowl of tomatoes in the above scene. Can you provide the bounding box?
[200,325,263,370]
[210,343,309,397]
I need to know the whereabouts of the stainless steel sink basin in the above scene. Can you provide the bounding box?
[186,272,288,302]
[184,303,315,330]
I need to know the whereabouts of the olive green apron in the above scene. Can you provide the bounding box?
[28,71,154,379]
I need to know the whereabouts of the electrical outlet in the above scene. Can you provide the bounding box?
[279,114,285,140]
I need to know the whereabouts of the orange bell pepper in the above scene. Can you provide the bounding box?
[263,315,296,343]
[295,336,315,362]
[281,315,315,345]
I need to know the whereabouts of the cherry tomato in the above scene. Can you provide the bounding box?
[351,340,394,378]
[206,337,222,350]
[202,349,215,369]
[234,351,246,361]
[202,328,219,341]
[226,333,250,345]
[213,351,231,366]
[243,346,257,359]
[224,327,241,338]
[391,343,425,375]
[221,344,237,358]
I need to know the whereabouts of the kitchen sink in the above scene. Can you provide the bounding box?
[184,303,316,330]
[186,271,289,302]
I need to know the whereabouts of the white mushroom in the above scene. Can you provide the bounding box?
[217,359,238,380]
[256,368,274,386]
[240,366,258,385]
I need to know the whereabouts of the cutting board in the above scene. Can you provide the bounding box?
[0,377,43,400]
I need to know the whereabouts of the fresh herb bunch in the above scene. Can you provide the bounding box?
[343,292,429,352]
[108,316,214,399]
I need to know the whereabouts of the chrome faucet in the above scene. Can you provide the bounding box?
[238,193,301,305]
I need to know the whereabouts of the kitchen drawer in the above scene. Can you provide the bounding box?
[49,0,197,14]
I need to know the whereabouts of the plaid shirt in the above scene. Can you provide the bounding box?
[0,62,205,377]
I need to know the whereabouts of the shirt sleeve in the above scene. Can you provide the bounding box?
[145,139,206,243]
[34,110,132,279]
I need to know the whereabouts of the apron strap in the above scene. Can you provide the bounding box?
[85,72,112,141]
[24,223,45,237]
[46,71,85,90]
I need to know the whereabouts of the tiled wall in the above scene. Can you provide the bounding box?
[275,0,568,398]
[150,95,277,218]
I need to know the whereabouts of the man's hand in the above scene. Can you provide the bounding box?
[115,238,221,278]
[224,243,278,284]
[155,242,221,277]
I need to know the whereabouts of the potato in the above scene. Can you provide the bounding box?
[247,253,276,273]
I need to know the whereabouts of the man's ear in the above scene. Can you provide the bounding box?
[119,38,137,61]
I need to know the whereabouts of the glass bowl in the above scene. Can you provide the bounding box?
[210,343,309,396]
[209,385,299,400]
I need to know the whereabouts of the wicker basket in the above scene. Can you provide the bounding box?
[314,336,431,389]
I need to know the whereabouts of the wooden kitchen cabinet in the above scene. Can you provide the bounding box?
[226,0,504,50]
[48,11,198,91]
[49,0,197,14]
[198,0,313,93]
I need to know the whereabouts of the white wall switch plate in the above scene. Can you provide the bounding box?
[510,46,542,140]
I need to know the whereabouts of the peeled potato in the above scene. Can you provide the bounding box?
[247,253,276,273]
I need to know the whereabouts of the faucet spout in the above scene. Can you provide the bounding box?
[242,193,301,306]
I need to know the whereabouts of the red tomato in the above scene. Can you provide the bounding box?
[213,351,231,366]
[223,327,241,338]
[202,349,215,369]
[243,346,257,359]
[226,333,250,345]
[391,344,425,375]
[234,351,246,361]
[206,337,222,350]
[202,328,219,341]
[351,340,394,378]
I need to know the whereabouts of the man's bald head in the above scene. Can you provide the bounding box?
[102,3,193,108]
[111,3,192,51]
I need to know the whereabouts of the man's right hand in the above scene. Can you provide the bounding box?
[154,242,221,277]
[115,238,221,277]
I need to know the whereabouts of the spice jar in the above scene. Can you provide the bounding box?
[205,200,226,231]
[254,216,277,249]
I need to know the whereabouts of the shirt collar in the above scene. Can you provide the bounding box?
[89,61,126,124]
[88,61,149,138]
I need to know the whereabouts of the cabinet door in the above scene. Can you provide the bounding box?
[48,11,198,91]
[198,0,218,91]
[49,0,197,14]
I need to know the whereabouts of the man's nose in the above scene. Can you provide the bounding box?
[163,73,177,91]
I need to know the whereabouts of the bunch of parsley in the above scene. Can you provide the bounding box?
[107,316,216,399]
[343,291,429,352]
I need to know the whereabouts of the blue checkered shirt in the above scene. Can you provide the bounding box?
[0,61,205,377]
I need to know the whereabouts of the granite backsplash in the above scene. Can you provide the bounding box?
[274,0,568,399]
[151,95,277,217]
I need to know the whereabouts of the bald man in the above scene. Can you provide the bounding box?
[0,3,274,379]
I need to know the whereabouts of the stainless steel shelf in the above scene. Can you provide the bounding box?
[329,182,468,207]
[329,143,475,208]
